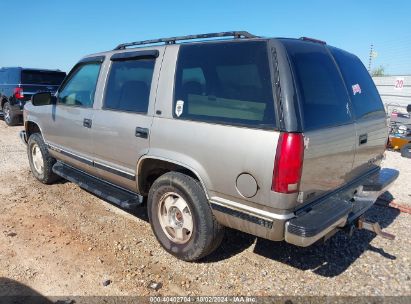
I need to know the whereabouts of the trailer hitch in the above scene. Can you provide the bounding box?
[357,217,395,240]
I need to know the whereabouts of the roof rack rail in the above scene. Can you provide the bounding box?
[114,31,259,50]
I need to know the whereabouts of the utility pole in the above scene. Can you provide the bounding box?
[368,44,374,72]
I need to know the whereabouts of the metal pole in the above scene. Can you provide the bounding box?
[368,44,374,72]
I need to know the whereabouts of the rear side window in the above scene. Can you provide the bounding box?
[21,70,66,85]
[5,69,19,84]
[330,47,385,120]
[104,59,155,113]
[174,41,276,128]
[283,40,352,130]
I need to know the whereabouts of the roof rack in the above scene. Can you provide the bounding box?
[114,31,259,50]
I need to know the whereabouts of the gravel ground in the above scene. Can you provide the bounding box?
[0,122,410,298]
[381,151,411,207]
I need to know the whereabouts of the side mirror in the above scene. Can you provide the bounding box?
[407,104,411,113]
[31,92,56,106]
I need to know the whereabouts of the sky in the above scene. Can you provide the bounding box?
[0,0,410,75]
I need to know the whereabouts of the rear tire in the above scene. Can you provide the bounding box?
[401,143,411,158]
[3,102,19,126]
[27,133,60,184]
[148,172,224,261]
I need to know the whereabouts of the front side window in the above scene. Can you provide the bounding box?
[104,59,155,113]
[283,40,352,130]
[58,63,101,107]
[174,41,276,128]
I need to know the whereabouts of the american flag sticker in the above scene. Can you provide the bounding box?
[352,84,362,95]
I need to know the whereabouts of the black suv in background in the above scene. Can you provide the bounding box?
[0,67,66,125]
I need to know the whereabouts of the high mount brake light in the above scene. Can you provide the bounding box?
[272,132,304,194]
[299,37,327,45]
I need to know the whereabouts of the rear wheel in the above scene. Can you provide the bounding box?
[3,102,19,126]
[27,133,60,184]
[148,172,224,261]
[401,143,411,158]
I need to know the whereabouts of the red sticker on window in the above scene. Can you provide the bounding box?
[352,84,361,95]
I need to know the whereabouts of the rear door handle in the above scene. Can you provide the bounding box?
[359,134,368,145]
[83,118,92,128]
[135,127,149,139]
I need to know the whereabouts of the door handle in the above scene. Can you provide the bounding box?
[83,118,92,128]
[135,127,149,139]
[359,134,368,145]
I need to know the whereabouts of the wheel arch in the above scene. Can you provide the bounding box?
[25,120,43,139]
[137,156,210,199]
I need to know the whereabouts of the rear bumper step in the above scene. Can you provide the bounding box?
[285,168,398,247]
[285,198,351,246]
[52,162,143,210]
[362,168,399,191]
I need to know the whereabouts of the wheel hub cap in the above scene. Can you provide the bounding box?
[4,106,10,122]
[158,192,193,244]
[31,144,44,174]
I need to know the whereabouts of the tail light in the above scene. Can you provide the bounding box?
[13,87,24,99]
[272,132,304,194]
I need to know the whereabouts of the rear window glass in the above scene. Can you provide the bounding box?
[174,41,276,128]
[330,47,385,120]
[22,70,66,85]
[104,59,155,113]
[283,40,352,130]
[0,71,6,84]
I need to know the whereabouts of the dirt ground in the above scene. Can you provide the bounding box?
[0,123,410,298]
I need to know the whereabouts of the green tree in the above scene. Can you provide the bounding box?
[371,65,385,76]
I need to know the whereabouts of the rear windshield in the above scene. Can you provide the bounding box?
[330,47,385,120]
[174,41,276,129]
[21,70,66,85]
[283,40,352,130]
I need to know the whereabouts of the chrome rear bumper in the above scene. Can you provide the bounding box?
[210,168,398,246]
[284,168,399,247]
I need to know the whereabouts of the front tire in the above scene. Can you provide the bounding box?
[27,133,60,184]
[3,102,19,126]
[148,172,224,261]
